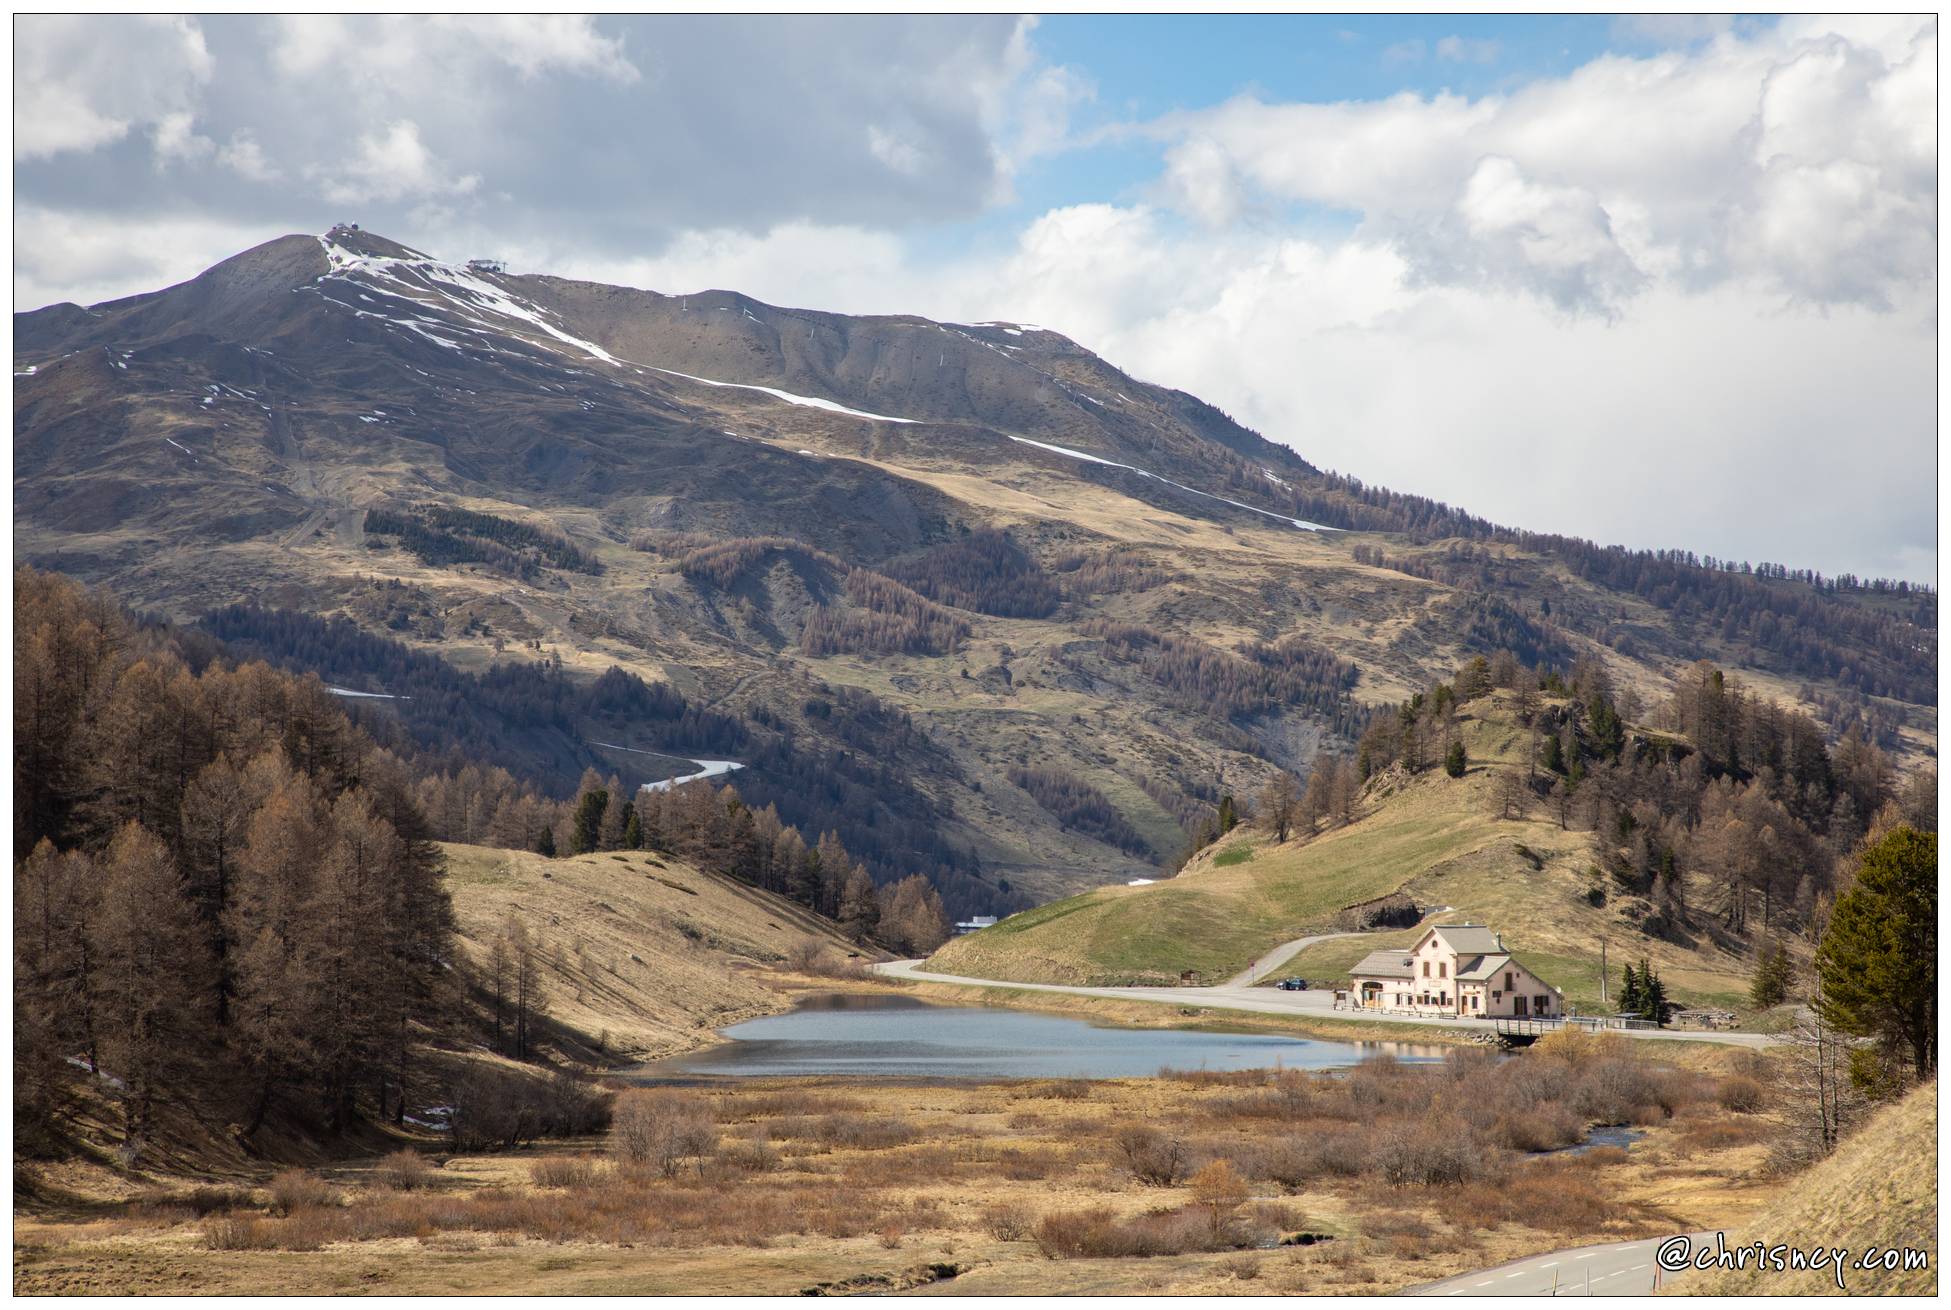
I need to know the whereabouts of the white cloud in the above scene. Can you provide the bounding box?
[1435,36,1501,64]
[151,112,215,167]
[14,15,212,160]
[270,14,636,84]
[13,205,295,309]
[315,120,480,206]
[218,132,279,182]
[1150,16,1936,312]
[867,126,927,177]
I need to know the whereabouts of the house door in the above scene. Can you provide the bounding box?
[1514,996,1528,1017]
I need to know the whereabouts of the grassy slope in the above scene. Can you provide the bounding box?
[928,698,1763,1011]
[1679,1081,1937,1295]
[441,843,859,1063]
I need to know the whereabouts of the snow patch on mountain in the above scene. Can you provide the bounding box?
[1006,435,1336,533]
[648,366,917,424]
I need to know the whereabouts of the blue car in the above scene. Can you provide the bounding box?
[1276,977,1309,991]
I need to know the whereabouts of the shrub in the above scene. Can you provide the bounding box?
[1372,1121,1488,1186]
[1717,1075,1766,1113]
[782,939,873,980]
[1031,1079,1091,1102]
[612,1089,717,1177]
[1309,1128,1374,1178]
[1482,1159,1622,1233]
[1219,1254,1262,1280]
[982,1202,1034,1241]
[529,1156,598,1188]
[716,1135,781,1173]
[1491,1103,1585,1153]
[266,1170,340,1216]
[1188,1159,1249,1235]
[204,1215,277,1250]
[130,1185,254,1219]
[1032,1206,1227,1259]
[377,1149,432,1191]
[1574,1058,1667,1125]
[1113,1126,1189,1186]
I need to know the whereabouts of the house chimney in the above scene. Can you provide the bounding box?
[1496,932,1504,950]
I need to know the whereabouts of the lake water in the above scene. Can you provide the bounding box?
[634,994,1449,1080]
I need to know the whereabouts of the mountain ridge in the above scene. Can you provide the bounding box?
[13,226,1936,909]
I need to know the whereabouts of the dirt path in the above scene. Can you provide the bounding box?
[1218,906,1457,987]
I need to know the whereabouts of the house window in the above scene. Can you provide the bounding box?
[1439,962,1448,979]
[1422,961,1430,977]
[1504,972,1514,990]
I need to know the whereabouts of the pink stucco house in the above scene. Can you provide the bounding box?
[1347,923,1563,1019]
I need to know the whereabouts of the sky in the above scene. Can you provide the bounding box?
[13,14,1937,582]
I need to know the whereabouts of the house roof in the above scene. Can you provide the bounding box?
[1429,924,1504,955]
[1455,953,1513,980]
[1349,950,1415,980]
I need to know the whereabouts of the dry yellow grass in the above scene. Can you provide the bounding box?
[14,1062,1778,1297]
[1677,1080,1937,1296]
[441,842,864,1062]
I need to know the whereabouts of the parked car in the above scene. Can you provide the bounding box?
[1276,977,1309,991]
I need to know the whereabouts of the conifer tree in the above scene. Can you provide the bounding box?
[1618,963,1641,1017]
[1751,941,1794,1009]
[1444,740,1467,778]
[1815,826,1936,1075]
[1640,960,1671,1027]
[571,787,608,855]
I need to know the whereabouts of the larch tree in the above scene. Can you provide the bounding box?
[1258,771,1300,843]
[91,823,204,1149]
[226,771,326,1134]
[179,757,257,1025]
[838,863,881,943]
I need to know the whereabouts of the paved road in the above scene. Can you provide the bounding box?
[1406,1233,1716,1296]
[873,960,1775,1048]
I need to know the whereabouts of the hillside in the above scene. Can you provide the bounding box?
[441,842,863,1064]
[929,694,1775,1014]
[13,226,1936,915]
[1678,1081,1937,1295]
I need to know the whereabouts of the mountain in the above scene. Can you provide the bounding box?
[13,227,1937,910]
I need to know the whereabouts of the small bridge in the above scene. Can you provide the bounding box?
[1493,1015,1658,1046]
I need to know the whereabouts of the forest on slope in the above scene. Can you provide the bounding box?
[14,567,952,1168]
